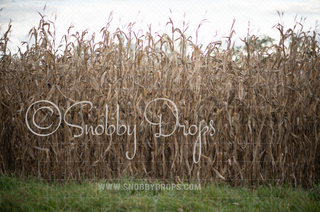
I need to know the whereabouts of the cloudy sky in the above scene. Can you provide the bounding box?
[0,0,319,53]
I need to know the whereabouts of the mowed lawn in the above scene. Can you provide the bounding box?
[0,174,319,212]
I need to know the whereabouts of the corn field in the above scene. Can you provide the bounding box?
[0,14,319,187]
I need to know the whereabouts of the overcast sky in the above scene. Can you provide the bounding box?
[0,0,319,53]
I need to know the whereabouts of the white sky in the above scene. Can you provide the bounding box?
[0,0,319,53]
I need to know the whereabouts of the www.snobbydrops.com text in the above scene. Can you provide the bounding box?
[97,183,201,191]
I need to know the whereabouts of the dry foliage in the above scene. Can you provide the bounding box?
[0,13,319,187]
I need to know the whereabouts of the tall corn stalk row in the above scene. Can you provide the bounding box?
[0,15,319,187]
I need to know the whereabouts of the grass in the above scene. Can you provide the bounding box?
[1,174,319,212]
